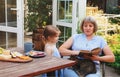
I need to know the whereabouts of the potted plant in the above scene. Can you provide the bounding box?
[24,0,52,51]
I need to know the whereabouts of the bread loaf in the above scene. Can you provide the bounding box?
[0,54,12,59]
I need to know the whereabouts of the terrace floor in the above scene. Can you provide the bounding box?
[105,65,120,77]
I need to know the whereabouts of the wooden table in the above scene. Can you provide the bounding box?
[0,48,76,77]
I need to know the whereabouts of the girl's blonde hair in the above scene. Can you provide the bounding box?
[43,25,61,40]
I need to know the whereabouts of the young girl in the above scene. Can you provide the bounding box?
[42,25,63,77]
[43,25,61,57]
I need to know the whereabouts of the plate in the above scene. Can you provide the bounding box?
[26,50,46,58]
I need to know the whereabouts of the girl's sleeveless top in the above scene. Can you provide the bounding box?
[52,46,61,58]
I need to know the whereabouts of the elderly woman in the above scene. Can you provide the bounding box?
[59,16,115,77]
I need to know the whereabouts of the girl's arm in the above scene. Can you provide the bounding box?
[44,46,53,56]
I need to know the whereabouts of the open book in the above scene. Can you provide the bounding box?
[79,47,101,57]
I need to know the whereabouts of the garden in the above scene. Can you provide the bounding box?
[93,6,120,74]
[105,33,120,74]
[101,17,120,74]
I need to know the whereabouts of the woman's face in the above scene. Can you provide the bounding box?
[83,21,94,36]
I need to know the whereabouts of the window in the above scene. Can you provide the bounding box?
[57,0,72,23]
[57,25,72,47]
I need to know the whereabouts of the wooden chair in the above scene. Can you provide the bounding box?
[100,51,106,77]
[101,62,105,77]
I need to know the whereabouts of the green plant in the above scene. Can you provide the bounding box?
[107,6,120,14]
[25,0,52,32]
[105,34,120,74]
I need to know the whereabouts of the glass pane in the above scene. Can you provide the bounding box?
[0,31,17,48]
[8,32,17,48]
[0,0,5,26]
[7,0,17,27]
[0,31,6,48]
[57,25,72,47]
[0,0,17,27]
[57,0,72,23]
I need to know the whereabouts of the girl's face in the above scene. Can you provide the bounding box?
[48,33,60,43]
[83,21,94,36]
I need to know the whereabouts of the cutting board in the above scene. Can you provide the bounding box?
[0,57,33,63]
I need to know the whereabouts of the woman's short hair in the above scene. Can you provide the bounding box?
[80,16,98,33]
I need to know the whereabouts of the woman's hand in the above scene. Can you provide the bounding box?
[88,55,100,61]
[81,55,100,61]
[84,54,115,63]
[79,46,115,63]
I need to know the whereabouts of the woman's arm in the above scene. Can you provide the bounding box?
[59,37,80,56]
[90,45,115,62]
[99,45,115,62]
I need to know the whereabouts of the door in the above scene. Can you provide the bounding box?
[0,0,24,48]
[53,0,86,46]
